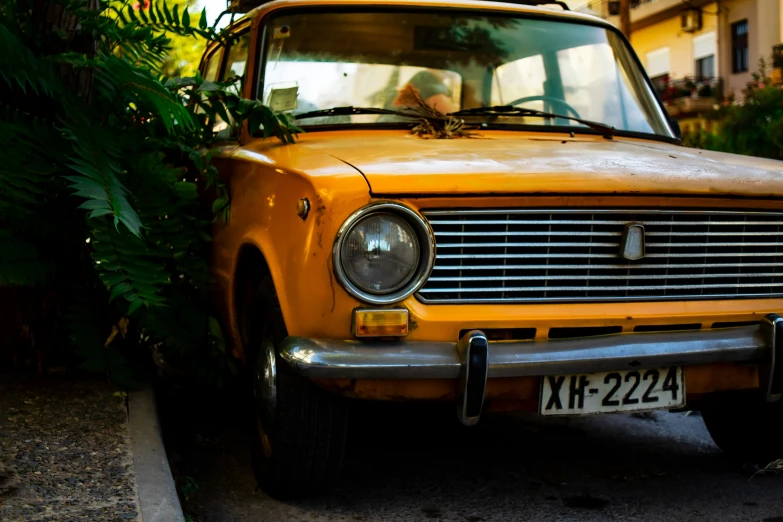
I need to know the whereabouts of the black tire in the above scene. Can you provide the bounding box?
[244,276,348,499]
[701,391,783,464]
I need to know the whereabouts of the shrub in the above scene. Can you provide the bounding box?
[0,0,300,385]
[683,61,783,161]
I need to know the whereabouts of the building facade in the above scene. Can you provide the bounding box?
[589,0,783,126]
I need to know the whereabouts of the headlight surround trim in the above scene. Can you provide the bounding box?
[333,202,435,305]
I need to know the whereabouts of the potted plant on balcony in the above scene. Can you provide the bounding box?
[697,83,713,98]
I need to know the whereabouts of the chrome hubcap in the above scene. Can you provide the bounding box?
[254,341,277,425]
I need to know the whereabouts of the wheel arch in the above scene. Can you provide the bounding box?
[232,242,286,362]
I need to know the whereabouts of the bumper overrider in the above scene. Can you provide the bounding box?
[280,314,783,425]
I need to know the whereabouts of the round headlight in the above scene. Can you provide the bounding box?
[333,203,435,304]
[340,213,419,294]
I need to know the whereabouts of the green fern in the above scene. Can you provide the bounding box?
[61,110,144,235]
[0,110,61,214]
[0,0,299,385]
[0,22,59,96]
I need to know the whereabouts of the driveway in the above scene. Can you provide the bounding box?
[162,392,783,522]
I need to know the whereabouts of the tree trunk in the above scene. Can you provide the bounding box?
[620,0,631,39]
[32,0,100,99]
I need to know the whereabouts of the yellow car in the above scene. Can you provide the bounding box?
[203,0,783,498]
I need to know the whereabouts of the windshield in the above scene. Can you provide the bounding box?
[259,10,673,137]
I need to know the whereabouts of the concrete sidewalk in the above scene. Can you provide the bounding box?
[0,375,183,522]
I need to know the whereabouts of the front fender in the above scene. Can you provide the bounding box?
[211,142,372,359]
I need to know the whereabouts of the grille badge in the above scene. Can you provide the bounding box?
[621,223,646,260]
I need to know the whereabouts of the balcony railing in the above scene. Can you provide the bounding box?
[653,76,724,102]
[652,76,723,118]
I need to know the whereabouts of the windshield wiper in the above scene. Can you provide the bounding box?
[294,106,419,120]
[294,105,616,137]
[450,106,615,138]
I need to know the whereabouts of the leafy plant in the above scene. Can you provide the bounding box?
[683,60,783,161]
[696,83,712,98]
[158,0,208,77]
[0,0,300,385]
[180,475,200,501]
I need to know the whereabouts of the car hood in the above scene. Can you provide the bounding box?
[298,130,783,197]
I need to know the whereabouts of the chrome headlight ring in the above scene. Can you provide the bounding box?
[332,202,435,305]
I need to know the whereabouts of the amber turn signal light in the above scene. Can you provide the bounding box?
[353,308,409,337]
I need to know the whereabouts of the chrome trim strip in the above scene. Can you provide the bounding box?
[435,252,783,258]
[437,241,783,248]
[332,202,436,305]
[646,242,783,247]
[416,293,783,303]
[435,230,623,236]
[422,209,783,216]
[278,326,767,379]
[487,326,765,378]
[760,314,782,403]
[434,231,781,237]
[279,337,460,379]
[429,220,783,226]
[438,241,619,248]
[422,283,783,293]
[428,273,783,282]
[432,262,782,270]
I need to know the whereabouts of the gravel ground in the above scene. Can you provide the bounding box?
[0,375,140,522]
[161,392,783,522]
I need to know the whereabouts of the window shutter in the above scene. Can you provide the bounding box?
[646,48,671,78]
[693,32,716,60]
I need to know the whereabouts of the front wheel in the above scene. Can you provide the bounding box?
[701,391,783,465]
[246,278,348,499]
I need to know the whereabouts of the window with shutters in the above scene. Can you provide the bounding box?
[693,32,716,79]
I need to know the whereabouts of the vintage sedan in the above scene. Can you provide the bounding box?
[203,0,783,498]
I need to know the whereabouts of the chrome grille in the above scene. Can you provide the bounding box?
[417,209,783,303]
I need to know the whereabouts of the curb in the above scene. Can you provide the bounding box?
[128,385,186,522]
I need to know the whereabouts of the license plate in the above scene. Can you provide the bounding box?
[539,366,685,416]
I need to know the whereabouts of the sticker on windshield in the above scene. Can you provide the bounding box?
[273,25,290,39]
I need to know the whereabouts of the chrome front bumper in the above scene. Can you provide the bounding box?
[279,315,783,420]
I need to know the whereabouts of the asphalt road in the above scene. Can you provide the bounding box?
[163,397,783,522]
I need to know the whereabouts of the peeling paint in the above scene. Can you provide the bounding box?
[314,195,327,249]
[326,260,336,313]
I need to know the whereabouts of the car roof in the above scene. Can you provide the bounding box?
[203,0,615,69]
[237,0,610,28]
